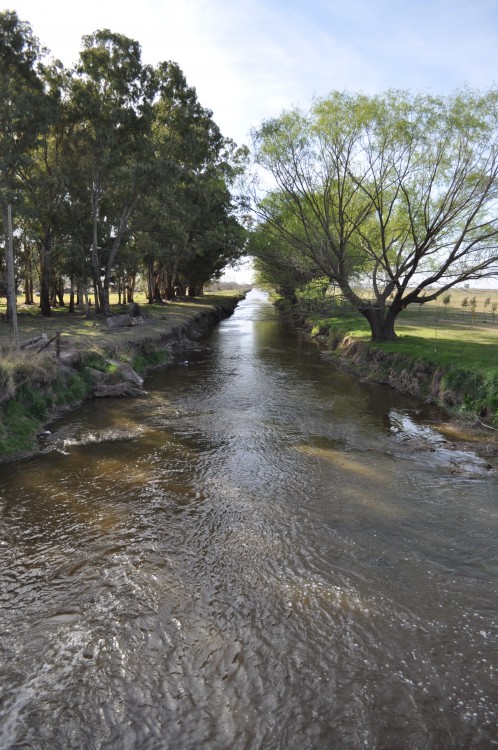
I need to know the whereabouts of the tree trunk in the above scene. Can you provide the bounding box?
[147,258,155,304]
[101,280,110,315]
[360,304,401,342]
[56,277,65,307]
[24,245,34,304]
[69,277,75,313]
[38,227,52,317]
[3,204,19,345]
[24,275,32,304]
[127,273,136,303]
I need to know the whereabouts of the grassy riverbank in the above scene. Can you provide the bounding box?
[279,288,498,429]
[0,292,245,462]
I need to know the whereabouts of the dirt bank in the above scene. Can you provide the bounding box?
[0,294,244,463]
[316,335,498,462]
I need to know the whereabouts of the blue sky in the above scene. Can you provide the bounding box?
[7,0,498,148]
[6,0,498,282]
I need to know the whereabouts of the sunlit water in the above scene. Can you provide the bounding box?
[0,290,497,749]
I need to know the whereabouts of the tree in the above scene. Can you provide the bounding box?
[442,293,451,317]
[17,60,74,316]
[469,296,477,323]
[67,29,156,313]
[251,89,498,341]
[134,62,246,300]
[484,295,491,319]
[0,10,47,322]
[248,205,325,302]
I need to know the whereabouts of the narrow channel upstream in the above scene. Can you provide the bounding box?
[1,289,497,749]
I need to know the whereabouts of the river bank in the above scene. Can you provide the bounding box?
[319,337,498,463]
[0,293,245,463]
[274,300,498,461]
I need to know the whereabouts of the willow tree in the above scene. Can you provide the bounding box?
[248,200,326,302]
[252,89,498,341]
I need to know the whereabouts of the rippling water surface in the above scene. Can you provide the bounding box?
[1,290,497,749]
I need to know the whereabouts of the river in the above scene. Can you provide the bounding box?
[0,289,497,749]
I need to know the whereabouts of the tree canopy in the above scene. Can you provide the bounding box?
[251,89,498,341]
[0,12,247,318]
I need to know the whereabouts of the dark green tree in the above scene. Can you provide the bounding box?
[0,10,47,321]
[67,29,156,313]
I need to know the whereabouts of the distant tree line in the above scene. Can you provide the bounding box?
[0,11,248,319]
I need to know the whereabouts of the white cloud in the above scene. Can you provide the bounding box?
[7,0,498,147]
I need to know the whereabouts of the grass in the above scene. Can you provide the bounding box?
[0,289,245,461]
[0,357,90,459]
[0,290,245,354]
[302,288,498,425]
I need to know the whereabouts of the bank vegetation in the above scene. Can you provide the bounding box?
[272,282,498,429]
[0,292,244,462]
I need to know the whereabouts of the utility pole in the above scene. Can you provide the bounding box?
[6,203,20,349]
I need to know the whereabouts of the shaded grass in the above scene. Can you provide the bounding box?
[0,291,244,354]
[0,365,90,459]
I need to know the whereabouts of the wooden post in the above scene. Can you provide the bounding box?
[6,203,20,349]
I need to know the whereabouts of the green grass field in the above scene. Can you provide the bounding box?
[306,288,498,370]
[381,296,498,372]
[303,288,498,425]
[0,291,242,353]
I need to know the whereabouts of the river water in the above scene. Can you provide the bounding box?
[0,290,497,749]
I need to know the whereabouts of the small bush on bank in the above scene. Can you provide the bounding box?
[0,400,40,457]
[52,372,89,406]
[132,349,171,375]
[78,351,116,373]
[0,351,91,460]
[441,367,498,424]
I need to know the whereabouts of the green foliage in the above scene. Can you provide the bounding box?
[131,349,171,375]
[252,88,498,341]
[0,353,90,460]
[1,13,246,320]
[0,399,39,457]
[79,352,116,373]
[52,372,88,405]
[441,367,498,423]
[16,382,51,420]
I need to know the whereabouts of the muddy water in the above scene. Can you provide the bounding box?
[0,290,497,749]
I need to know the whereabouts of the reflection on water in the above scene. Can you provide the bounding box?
[0,290,497,749]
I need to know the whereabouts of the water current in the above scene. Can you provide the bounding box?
[0,289,497,749]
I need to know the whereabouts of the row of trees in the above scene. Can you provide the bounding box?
[0,11,247,320]
[249,90,498,341]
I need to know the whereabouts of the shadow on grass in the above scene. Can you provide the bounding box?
[377,334,498,370]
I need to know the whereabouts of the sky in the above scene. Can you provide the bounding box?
[5,0,498,283]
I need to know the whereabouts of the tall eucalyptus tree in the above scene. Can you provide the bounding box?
[0,10,47,321]
[135,61,246,300]
[67,30,156,313]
